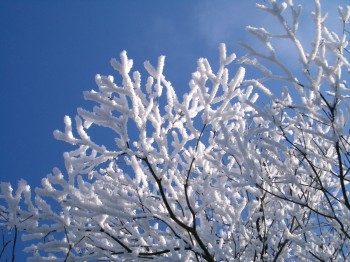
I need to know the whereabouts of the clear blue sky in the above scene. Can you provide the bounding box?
[0,0,345,260]
[0,0,260,189]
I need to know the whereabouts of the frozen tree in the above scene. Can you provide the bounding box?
[1,0,350,261]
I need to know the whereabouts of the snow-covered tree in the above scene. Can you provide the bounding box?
[1,0,350,261]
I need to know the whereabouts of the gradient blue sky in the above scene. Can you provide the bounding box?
[0,0,260,189]
[0,0,346,260]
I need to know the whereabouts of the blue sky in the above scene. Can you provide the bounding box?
[0,0,346,260]
[0,0,263,189]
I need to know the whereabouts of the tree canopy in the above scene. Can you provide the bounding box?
[1,0,350,261]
